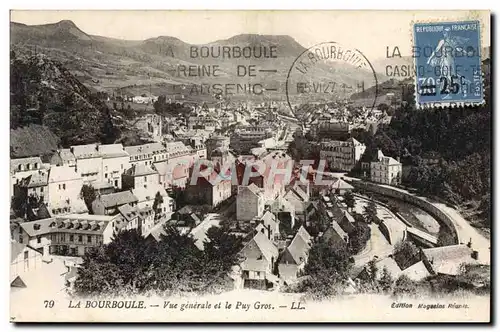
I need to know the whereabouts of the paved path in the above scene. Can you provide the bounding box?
[352,223,393,267]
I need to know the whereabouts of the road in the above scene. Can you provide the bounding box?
[348,178,491,265]
[431,202,491,265]
[352,197,404,267]
[352,223,393,267]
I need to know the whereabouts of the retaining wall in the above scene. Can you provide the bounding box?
[351,181,459,245]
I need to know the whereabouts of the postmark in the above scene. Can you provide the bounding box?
[285,42,378,119]
[412,20,484,108]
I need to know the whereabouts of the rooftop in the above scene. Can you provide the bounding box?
[97,191,138,208]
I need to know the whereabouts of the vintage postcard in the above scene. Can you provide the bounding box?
[9,10,491,323]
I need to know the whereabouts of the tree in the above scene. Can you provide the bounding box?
[393,241,420,270]
[301,239,353,299]
[393,275,417,297]
[437,226,456,247]
[379,267,394,293]
[152,191,164,220]
[343,191,356,211]
[80,185,96,214]
[348,220,371,255]
[363,200,378,224]
[367,258,378,284]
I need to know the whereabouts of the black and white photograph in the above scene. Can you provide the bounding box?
[8,10,491,322]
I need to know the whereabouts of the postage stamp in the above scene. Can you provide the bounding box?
[413,20,484,107]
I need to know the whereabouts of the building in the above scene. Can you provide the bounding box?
[46,149,76,168]
[97,144,130,189]
[135,114,163,142]
[92,191,139,216]
[278,226,312,284]
[421,244,478,276]
[185,172,232,207]
[370,150,402,186]
[165,141,198,167]
[47,165,87,216]
[70,144,103,184]
[320,138,366,172]
[239,231,279,289]
[117,204,156,236]
[237,184,265,222]
[125,143,167,167]
[122,164,159,190]
[311,121,351,140]
[132,185,174,220]
[230,125,275,154]
[283,183,309,215]
[322,222,349,248]
[257,210,280,241]
[10,157,47,198]
[153,161,189,189]
[10,241,45,285]
[188,138,207,160]
[15,214,119,257]
[15,170,49,203]
[206,135,230,158]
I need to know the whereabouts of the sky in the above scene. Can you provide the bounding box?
[10,10,490,60]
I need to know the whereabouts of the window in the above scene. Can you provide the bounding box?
[26,164,31,170]
[114,180,118,187]
[18,164,22,171]
[37,236,41,244]
[78,235,83,243]
[24,251,28,260]
[144,176,147,182]
[19,235,23,243]
[34,162,39,169]
[105,166,108,171]
[62,184,66,190]
[105,173,108,179]
[121,164,124,170]
[58,184,61,190]
[87,235,92,243]
[40,187,44,192]
[69,235,74,242]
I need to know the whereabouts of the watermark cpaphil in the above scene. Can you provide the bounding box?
[189,158,341,187]
[285,41,379,117]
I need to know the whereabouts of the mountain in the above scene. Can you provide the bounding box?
[10,20,377,103]
[10,52,121,155]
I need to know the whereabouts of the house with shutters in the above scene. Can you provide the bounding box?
[15,214,118,257]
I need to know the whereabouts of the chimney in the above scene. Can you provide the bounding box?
[471,250,479,260]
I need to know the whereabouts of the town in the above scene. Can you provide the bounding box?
[10,88,490,300]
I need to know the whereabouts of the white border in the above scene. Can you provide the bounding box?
[2,1,497,331]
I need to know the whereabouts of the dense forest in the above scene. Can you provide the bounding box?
[354,69,491,228]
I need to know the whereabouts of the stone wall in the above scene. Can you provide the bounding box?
[351,181,459,244]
